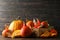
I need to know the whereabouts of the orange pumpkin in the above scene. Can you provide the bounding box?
[9,20,23,31]
[11,30,21,38]
[2,26,12,37]
[50,29,57,37]
[26,20,34,28]
[2,28,9,37]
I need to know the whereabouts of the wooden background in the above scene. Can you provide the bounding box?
[0,0,60,38]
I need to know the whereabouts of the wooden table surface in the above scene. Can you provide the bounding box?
[0,35,60,40]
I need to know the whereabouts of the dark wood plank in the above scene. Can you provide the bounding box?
[0,0,47,2]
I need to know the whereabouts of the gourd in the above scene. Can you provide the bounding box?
[9,17,23,31]
[9,20,23,31]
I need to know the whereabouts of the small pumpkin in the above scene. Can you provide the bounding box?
[9,20,23,31]
[2,27,9,37]
[50,29,57,37]
[11,30,21,38]
[26,20,34,28]
[2,25,12,37]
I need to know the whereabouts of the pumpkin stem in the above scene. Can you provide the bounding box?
[16,16,21,20]
[26,18,29,22]
[4,24,9,30]
[23,21,26,27]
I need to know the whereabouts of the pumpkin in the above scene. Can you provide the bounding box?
[26,20,34,28]
[2,26,12,37]
[50,29,57,37]
[2,28,9,37]
[9,20,23,31]
[41,21,48,28]
[11,30,21,38]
